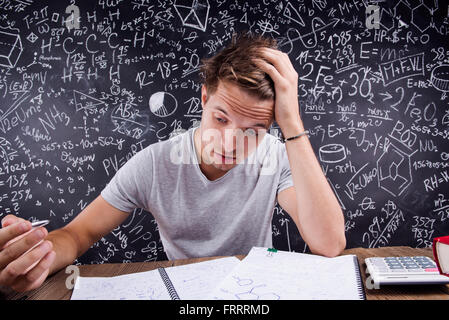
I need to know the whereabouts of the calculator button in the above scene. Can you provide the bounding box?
[418,263,435,268]
[387,263,402,267]
[414,257,430,262]
[389,265,404,269]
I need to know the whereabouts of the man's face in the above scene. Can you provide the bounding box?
[198,80,274,172]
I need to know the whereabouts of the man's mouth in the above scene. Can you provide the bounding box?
[214,152,236,163]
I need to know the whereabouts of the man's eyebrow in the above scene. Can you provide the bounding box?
[215,106,228,116]
[215,106,268,129]
[252,123,268,129]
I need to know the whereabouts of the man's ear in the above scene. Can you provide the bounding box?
[201,84,208,109]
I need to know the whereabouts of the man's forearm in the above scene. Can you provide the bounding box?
[45,228,80,276]
[255,47,345,256]
[282,121,346,257]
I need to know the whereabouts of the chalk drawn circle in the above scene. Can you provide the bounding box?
[319,144,346,163]
[431,65,449,92]
[149,92,178,117]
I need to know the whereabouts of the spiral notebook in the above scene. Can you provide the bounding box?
[209,247,365,300]
[71,248,365,300]
[70,257,240,300]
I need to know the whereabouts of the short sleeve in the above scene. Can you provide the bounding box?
[276,142,294,195]
[101,146,153,212]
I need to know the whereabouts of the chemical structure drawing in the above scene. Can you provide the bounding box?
[217,276,281,300]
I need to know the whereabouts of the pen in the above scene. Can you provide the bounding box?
[30,220,50,228]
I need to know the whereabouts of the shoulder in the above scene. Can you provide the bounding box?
[148,127,195,165]
[147,128,192,151]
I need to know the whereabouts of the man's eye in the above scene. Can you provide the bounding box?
[216,117,227,124]
[245,128,257,136]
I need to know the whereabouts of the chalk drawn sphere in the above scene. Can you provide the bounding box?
[149,91,178,117]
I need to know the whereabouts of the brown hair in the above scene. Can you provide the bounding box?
[199,32,277,101]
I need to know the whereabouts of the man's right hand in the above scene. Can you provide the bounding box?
[0,215,55,292]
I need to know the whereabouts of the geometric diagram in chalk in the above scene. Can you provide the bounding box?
[411,3,433,33]
[0,29,23,68]
[73,90,106,112]
[319,144,346,163]
[430,65,449,92]
[379,8,395,31]
[376,142,412,197]
[26,32,38,43]
[174,0,210,32]
[282,1,305,26]
[394,0,412,28]
[421,0,438,12]
[149,91,178,117]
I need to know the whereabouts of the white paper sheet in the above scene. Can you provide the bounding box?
[209,247,363,300]
[70,256,240,300]
[165,257,240,299]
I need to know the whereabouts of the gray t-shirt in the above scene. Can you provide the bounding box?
[101,125,294,260]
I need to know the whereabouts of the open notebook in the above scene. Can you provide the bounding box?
[209,247,365,300]
[70,257,240,300]
[71,247,365,300]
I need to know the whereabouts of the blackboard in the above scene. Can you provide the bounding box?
[1,0,448,264]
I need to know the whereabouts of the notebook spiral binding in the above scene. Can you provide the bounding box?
[158,268,180,300]
[352,256,366,300]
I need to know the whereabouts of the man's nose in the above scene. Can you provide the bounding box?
[222,128,241,155]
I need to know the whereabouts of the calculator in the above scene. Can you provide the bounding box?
[365,256,449,286]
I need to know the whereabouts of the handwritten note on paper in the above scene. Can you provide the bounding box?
[165,257,240,299]
[70,269,171,300]
[209,247,363,300]
[70,257,240,300]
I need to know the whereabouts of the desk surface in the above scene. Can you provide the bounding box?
[1,246,448,300]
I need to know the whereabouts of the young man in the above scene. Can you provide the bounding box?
[0,33,345,292]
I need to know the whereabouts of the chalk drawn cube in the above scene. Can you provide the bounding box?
[174,0,210,32]
[0,30,23,68]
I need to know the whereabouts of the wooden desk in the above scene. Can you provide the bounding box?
[1,246,448,300]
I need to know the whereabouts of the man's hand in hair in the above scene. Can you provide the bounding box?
[253,48,304,136]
